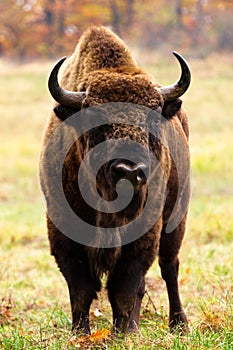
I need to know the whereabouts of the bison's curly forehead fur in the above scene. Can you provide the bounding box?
[82,71,163,108]
[87,103,152,145]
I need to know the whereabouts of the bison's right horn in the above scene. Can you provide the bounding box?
[158,51,191,102]
[48,57,86,108]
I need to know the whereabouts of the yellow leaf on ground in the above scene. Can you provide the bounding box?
[88,329,110,342]
[69,329,110,346]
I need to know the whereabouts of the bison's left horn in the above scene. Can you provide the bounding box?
[158,52,191,102]
[48,57,86,108]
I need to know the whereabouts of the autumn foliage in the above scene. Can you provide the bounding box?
[0,1,232,58]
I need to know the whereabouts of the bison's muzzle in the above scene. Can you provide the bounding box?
[110,159,148,186]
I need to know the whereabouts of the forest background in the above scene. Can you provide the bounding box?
[0,0,233,60]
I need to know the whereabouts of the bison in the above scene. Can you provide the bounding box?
[39,26,191,335]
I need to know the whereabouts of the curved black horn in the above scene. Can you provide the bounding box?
[48,56,86,108]
[158,51,191,102]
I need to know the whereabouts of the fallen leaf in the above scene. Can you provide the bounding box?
[89,329,110,342]
[179,277,187,286]
[67,328,110,347]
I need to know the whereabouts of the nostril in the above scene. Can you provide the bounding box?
[109,161,127,183]
[110,160,148,186]
[113,167,127,182]
[136,168,147,184]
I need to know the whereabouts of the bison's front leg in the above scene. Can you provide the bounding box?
[107,266,145,333]
[128,276,146,332]
[65,255,102,334]
[64,260,101,334]
[68,272,98,334]
[47,220,100,334]
[60,259,99,334]
[159,219,188,333]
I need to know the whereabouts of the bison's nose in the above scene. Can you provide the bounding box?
[110,160,148,187]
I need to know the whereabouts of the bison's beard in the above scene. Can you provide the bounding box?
[86,185,148,278]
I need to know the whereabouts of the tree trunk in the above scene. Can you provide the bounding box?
[175,0,183,28]
[58,13,65,36]
[44,0,55,26]
[192,0,205,46]
[57,1,66,53]
[125,0,135,29]
[44,0,55,57]
[109,0,121,35]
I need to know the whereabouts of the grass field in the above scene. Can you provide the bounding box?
[0,53,232,349]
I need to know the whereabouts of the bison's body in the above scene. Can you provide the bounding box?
[40,26,191,334]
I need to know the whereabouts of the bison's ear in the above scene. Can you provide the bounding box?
[54,104,79,121]
[162,98,182,120]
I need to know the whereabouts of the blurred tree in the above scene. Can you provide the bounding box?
[109,0,120,34]
[0,0,232,58]
[192,0,205,46]
[43,0,55,56]
[0,0,31,58]
[44,0,55,26]
[125,0,135,29]
[176,0,183,28]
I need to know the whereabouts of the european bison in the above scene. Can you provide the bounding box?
[39,26,191,334]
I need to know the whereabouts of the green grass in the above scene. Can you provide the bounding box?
[0,54,232,349]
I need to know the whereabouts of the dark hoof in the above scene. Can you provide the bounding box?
[169,312,189,335]
[72,324,91,335]
[128,320,139,333]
